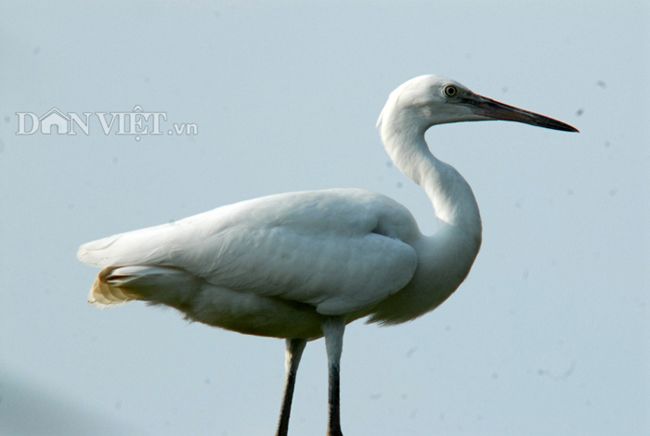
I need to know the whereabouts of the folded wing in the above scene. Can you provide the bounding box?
[78,189,420,316]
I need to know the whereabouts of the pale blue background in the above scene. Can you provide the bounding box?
[1,1,648,435]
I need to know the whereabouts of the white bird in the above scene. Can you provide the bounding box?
[78,75,577,436]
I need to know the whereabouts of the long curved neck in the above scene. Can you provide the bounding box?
[365,114,483,325]
[380,115,482,238]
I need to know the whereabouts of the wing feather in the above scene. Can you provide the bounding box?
[78,189,420,315]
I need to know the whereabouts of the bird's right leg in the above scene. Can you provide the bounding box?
[323,315,346,436]
[276,338,307,436]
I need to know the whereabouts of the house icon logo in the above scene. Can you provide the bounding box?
[39,108,71,135]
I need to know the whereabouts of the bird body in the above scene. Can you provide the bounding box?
[78,75,577,436]
[78,183,477,336]
[80,188,418,336]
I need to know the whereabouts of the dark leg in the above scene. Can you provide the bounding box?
[276,338,307,436]
[322,316,346,436]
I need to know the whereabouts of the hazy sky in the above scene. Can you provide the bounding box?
[1,1,648,435]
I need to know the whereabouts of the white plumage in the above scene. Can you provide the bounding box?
[79,189,421,336]
[78,75,577,436]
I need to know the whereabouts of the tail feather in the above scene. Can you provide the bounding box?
[88,267,144,308]
[88,265,201,310]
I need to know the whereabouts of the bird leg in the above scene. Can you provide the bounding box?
[322,315,346,436]
[276,338,307,436]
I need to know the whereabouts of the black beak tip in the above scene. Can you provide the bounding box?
[561,124,580,133]
[543,119,579,133]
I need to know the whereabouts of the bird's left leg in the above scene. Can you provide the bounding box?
[322,315,346,436]
[276,338,307,436]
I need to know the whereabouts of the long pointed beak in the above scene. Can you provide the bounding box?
[466,94,579,133]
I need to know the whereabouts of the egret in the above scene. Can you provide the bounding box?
[78,75,577,436]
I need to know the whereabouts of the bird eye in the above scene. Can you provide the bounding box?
[444,85,458,98]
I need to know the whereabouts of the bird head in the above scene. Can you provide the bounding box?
[377,75,578,133]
